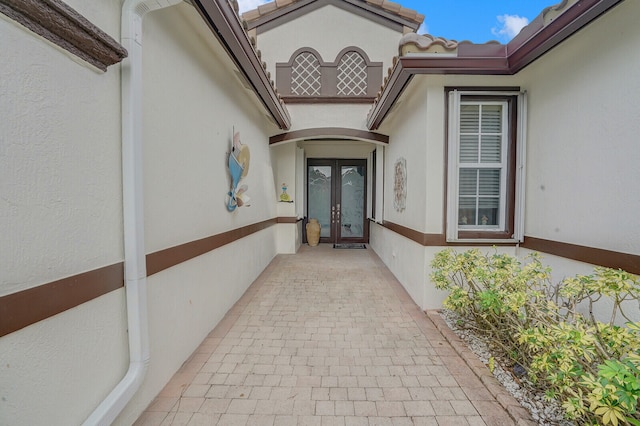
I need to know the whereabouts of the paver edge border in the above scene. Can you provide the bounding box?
[367,248,535,424]
[426,310,537,426]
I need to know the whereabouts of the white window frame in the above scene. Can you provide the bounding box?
[446,90,527,243]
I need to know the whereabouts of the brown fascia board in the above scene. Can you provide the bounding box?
[0,0,127,71]
[191,0,291,130]
[246,0,420,33]
[507,0,624,71]
[367,0,624,130]
[367,54,510,129]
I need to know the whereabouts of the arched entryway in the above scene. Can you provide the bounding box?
[270,127,387,246]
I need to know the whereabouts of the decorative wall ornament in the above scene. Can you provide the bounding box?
[227,131,251,211]
[393,157,407,212]
[279,183,292,202]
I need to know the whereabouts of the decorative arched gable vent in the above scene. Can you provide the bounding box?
[277,47,382,102]
[291,51,322,96]
[337,51,367,96]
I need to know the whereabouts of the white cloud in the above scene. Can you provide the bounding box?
[238,0,270,14]
[418,22,429,35]
[492,14,529,41]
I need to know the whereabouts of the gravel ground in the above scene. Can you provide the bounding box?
[440,309,574,426]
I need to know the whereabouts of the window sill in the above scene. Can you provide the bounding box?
[446,238,522,245]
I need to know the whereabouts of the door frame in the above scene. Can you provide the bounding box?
[307,158,369,244]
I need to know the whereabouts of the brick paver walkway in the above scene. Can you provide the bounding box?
[135,245,531,425]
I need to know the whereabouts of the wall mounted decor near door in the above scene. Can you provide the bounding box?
[227,131,251,211]
[394,157,407,212]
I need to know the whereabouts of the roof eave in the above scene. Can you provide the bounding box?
[367,56,510,130]
[507,0,624,72]
[191,0,291,130]
[245,0,423,33]
[367,0,625,130]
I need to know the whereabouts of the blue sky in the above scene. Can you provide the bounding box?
[238,0,555,43]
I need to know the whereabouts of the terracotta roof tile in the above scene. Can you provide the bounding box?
[242,0,424,26]
[242,9,261,21]
[258,2,278,14]
[398,33,460,55]
[380,0,400,13]
[276,0,295,7]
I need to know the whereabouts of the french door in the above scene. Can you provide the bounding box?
[307,159,368,244]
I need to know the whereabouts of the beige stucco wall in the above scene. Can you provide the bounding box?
[288,104,373,131]
[256,4,401,81]
[141,4,278,251]
[0,0,128,423]
[118,4,281,423]
[370,1,640,310]
[272,143,302,253]
[517,0,640,257]
[256,4,404,132]
[0,6,123,297]
[1,2,282,425]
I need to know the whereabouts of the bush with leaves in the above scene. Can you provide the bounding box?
[431,248,640,425]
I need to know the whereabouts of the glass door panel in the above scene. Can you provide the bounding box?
[307,159,368,244]
[339,164,365,239]
[307,165,332,238]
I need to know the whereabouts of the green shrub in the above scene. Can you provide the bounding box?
[431,248,640,425]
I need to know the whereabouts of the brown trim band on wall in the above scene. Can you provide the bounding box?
[277,216,299,223]
[0,219,279,337]
[0,262,124,338]
[375,221,640,274]
[0,0,127,71]
[380,220,518,247]
[380,221,446,246]
[522,236,640,275]
[146,218,277,276]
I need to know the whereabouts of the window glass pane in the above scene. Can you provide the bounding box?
[458,197,476,225]
[460,135,479,163]
[459,169,478,195]
[460,105,479,133]
[478,197,499,226]
[480,134,501,163]
[478,169,500,196]
[481,105,502,133]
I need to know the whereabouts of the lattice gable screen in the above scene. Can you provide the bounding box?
[337,51,367,96]
[292,51,322,96]
[276,47,382,100]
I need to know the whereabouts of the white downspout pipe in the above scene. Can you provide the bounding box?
[83,0,181,424]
